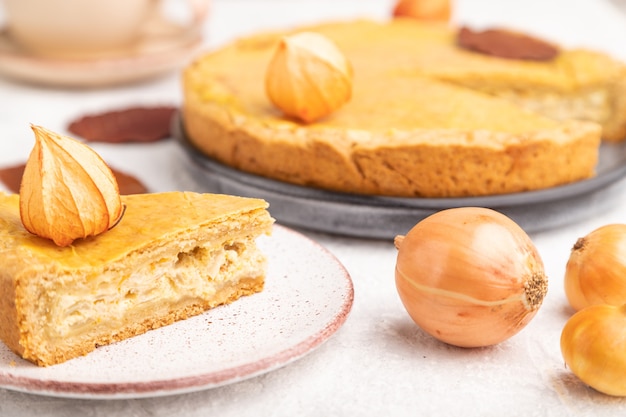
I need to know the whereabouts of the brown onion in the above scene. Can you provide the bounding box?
[564,224,626,311]
[394,207,548,347]
[561,304,626,396]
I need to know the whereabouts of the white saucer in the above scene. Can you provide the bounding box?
[0,28,204,88]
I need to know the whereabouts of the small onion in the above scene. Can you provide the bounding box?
[564,224,626,311]
[561,304,626,396]
[394,207,548,348]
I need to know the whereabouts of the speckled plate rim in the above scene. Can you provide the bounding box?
[0,225,354,400]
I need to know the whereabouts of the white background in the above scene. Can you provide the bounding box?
[2,0,626,416]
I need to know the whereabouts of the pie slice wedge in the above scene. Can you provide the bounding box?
[0,191,274,366]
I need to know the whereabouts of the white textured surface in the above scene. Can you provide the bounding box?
[2,0,626,415]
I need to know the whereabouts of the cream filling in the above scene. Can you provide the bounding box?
[492,88,610,125]
[40,239,265,341]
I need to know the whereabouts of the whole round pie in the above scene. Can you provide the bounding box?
[182,19,626,198]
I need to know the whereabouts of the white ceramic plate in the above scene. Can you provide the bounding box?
[0,28,203,87]
[0,225,354,399]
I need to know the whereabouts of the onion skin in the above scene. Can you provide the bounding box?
[561,304,626,396]
[394,207,547,348]
[564,224,626,311]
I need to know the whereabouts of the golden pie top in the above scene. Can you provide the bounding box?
[185,19,617,134]
[182,19,610,198]
[0,192,271,270]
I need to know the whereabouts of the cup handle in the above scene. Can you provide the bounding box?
[141,0,210,41]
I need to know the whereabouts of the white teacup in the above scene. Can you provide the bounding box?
[3,0,209,59]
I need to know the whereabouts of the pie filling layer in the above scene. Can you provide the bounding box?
[33,237,265,344]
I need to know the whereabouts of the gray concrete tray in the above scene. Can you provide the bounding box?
[174,119,626,239]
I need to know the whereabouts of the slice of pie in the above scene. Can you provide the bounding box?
[0,191,274,366]
[181,19,625,197]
